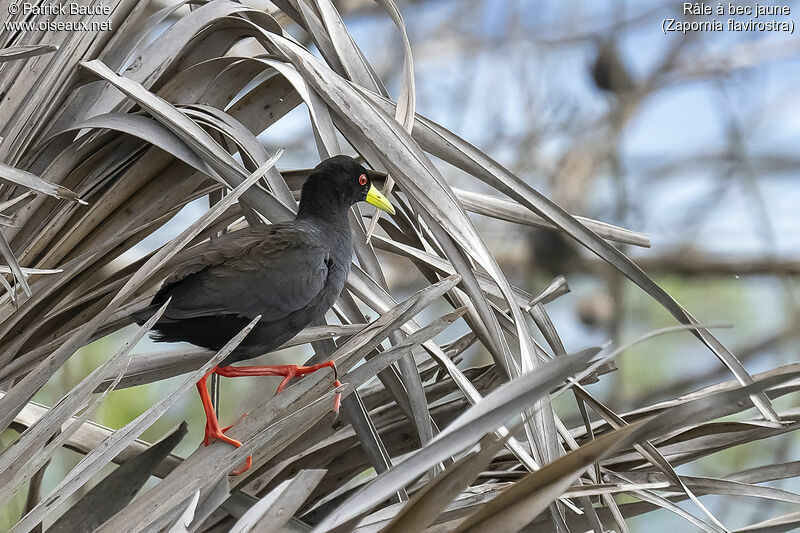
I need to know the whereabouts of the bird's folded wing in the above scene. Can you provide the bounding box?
[160,227,279,287]
[154,226,331,322]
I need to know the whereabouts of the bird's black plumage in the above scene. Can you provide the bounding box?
[134,155,391,365]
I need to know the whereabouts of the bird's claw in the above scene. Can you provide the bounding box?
[202,416,252,475]
[203,426,242,449]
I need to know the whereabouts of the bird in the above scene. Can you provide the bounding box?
[133,155,395,474]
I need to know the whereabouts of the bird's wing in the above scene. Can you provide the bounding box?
[154,225,332,322]
[160,226,280,287]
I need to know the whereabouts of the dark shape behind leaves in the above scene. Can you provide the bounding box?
[47,422,188,533]
[530,228,582,277]
[591,40,636,96]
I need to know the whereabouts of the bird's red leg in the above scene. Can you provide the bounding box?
[197,362,340,476]
[196,369,251,475]
[215,361,342,412]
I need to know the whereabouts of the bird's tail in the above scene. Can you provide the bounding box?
[130,303,173,328]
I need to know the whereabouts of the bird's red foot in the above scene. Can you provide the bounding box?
[202,419,241,448]
[196,373,251,475]
[215,360,342,413]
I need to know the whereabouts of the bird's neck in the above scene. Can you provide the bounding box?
[296,203,350,229]
[296,204,353,255]
[295,179,353,253]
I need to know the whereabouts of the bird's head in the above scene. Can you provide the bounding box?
[298,155,395,220]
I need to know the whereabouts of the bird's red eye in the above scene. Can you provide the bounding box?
[358,174,368,186]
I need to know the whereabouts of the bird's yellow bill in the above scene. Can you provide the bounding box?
[366,184,395,215]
